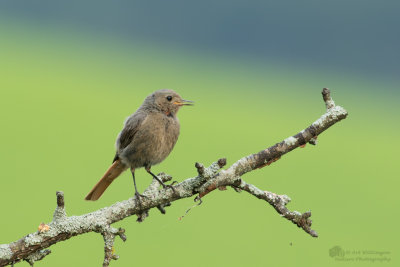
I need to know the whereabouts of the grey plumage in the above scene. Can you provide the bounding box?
[85,89,192,201]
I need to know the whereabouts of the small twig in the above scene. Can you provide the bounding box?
[178,197,203,221]
[102,231,117,267]
[195,162,205,176]
[53,191,66,221]
[322,87,335,110]
[234,180,317,237]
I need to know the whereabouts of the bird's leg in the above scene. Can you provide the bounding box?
[143,166,174,214]
[145,166,176,191]
[131,168,147,207]
[146,167,167,187]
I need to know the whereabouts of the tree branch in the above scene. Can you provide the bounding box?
[0,88,348,266]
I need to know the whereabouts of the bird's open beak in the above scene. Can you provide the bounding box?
[174,99,194,106]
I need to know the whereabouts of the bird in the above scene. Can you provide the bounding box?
[85,89,193,201]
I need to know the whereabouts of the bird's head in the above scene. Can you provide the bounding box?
[146,89,193,116]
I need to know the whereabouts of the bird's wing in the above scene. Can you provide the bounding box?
[114,111,147,161]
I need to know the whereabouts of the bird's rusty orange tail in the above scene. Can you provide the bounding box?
[85,159,128,201]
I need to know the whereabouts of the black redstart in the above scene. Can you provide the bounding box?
[85,89,193,201]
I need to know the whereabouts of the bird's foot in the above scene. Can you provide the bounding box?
[161,181,177,193]
[134,191,148,208]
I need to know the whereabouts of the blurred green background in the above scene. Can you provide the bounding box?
[0,1,398,266]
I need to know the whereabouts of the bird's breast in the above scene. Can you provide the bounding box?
[121,113,180,168]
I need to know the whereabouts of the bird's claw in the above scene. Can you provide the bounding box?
[135,191,148,198]
[134,191,148,207]
[162,182,177,193]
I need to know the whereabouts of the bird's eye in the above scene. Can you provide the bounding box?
[166,96,172,101]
